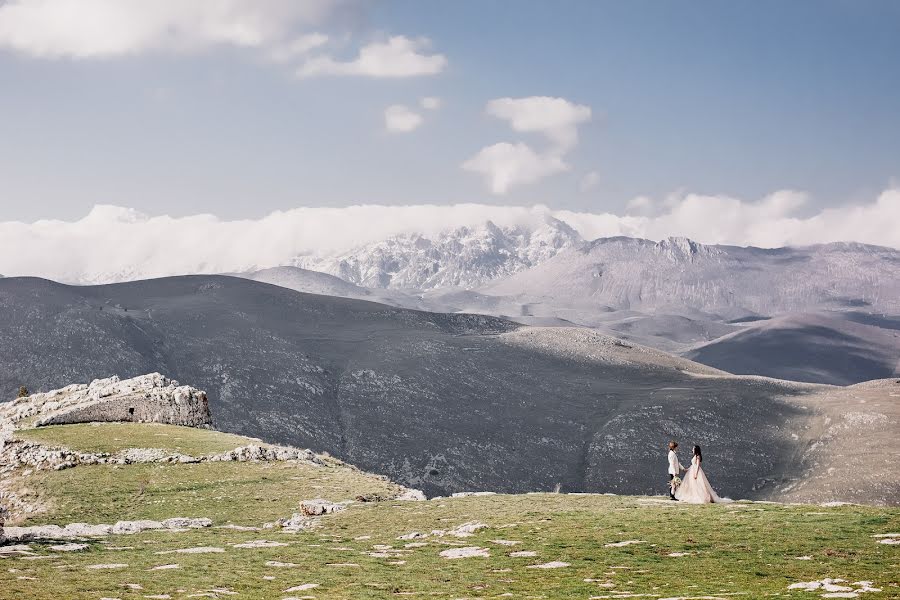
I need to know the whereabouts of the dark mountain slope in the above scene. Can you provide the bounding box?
[0,275,824,499]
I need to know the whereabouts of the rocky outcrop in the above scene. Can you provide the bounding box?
[4,517,212,542]
[0,373,210,430]
[208,445,318,463]
[0,439,324,473]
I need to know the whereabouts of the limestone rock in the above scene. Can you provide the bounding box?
[299,499,347,517]
[394,488,427,501]
[112,520,165,535]
[3,517,211,542]
[0,436,323,482]
[439,546,490,559]
[208,444,318,463]
[278,514,317,531]
[448,521,489,537]
[161,518,212,529]
[0,373,210,429]
[49,543,88,552]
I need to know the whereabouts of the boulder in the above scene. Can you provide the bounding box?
[278,513,317,531]
[395,488,427,501]
[299,499,347,516]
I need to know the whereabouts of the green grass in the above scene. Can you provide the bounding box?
[3,424,899,599]
[16,423,256,456]
[22,460,401,525]
[2,495,899,600]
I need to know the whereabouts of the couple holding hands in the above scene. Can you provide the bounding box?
[667,441,727,504]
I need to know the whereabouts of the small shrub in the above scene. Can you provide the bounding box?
[17,386,29,398]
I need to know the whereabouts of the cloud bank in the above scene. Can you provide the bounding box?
[1,189,897,284]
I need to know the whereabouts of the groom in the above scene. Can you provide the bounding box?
[667,440,685,500]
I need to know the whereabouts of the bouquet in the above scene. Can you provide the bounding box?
[671,476,682,489]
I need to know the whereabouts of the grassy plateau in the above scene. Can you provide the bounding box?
[1,424,898,599]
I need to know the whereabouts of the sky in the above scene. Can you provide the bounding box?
[0,0,899,259]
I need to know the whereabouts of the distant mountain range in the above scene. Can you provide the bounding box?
[236,230,899,385]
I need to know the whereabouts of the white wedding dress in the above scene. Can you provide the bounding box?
[675,456,727,504]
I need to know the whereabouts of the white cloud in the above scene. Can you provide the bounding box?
[267,32,330,63]
[461,142,568,194]
[463,96,591,194]
[296,36,447,78]
[579,171,600,192]
[384,104,424,133]
[0,0,341,58]
[2,189,898,284]
[556,188,900,249]
[421,96,441,110]
[485,96,591,151]
[0,2,446,82]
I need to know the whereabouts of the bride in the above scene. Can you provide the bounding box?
[675,446,727,504]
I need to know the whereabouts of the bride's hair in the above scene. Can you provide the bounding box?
[693,445,702,462]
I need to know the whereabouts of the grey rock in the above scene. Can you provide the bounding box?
[299,499,346,517]
[447,521,489,537]
[3,517,210,542]
[207,444,319,464]
[394,488,427,501]
[160,518,212,529]
[112,520,165,535]
[278,513,317,531]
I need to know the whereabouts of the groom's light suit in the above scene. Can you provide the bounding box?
[668,450,684,498]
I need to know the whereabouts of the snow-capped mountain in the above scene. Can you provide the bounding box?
[293,216,581,290]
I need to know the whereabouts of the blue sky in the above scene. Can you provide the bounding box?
[1,0,899,222]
